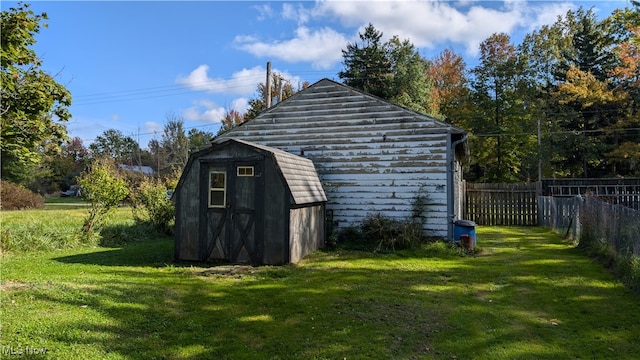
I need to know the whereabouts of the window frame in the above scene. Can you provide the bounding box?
[236,166,254,177]
[208,170,226,208]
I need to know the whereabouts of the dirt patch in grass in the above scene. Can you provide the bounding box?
[0,280,33,291]
[195,265,257,277]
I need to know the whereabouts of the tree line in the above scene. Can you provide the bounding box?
[227,5,639,182]
[1,2,638,196]
[337,4,639,182]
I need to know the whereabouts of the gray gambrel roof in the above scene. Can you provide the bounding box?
[213,138,327,205]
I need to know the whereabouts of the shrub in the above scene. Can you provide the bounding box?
[331,191,433,253]
[616,254,640,293]
[361,213,424,252]
[131,177,175,235]
[0,180,44,210]
[78,158,130,240]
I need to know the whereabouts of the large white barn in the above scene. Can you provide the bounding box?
[216,78,468,240]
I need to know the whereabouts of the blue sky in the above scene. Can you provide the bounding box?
[3,0,630,148]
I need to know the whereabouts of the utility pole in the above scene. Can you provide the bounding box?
[538,115,542,183]
[537,114,542,197]
[278,76,284,103]
[266,61,272,109]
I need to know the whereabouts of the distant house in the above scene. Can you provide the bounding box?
[216,78,468,240]
[118,164,154,176]
[173,138,326,265]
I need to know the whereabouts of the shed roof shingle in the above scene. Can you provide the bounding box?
[215,138,327,205]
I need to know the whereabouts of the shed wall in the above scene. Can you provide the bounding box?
[220,80,456,237]
[289,204,325,263]
[176,140,326,264]
[175,159,201,261]
[261,157,289,264]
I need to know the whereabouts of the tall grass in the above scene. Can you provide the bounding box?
[0,207,155,252]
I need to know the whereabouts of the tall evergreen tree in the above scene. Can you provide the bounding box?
[470,33,537,182]
[385,36,433,114]
[187,128,214,153]
[339,23,392,99]
[339,24,435,114]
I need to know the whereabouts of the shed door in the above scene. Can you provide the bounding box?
[200,160,263,264]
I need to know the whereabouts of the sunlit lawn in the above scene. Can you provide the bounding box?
[2,221,639,359]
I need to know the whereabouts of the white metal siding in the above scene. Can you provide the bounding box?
[220,79,463,237]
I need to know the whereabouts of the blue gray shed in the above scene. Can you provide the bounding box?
[174,138,327,265]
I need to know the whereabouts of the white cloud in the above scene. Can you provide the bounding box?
[254,4,274,21]
[176,65,265,95]
[181,97,250,124]
[183,104,226,123]
[314,0,530,56]
[241,0,578,61]
[526,2,576,32]
[234,26,348,69]
[184,98,225,123]
[230,97,249,114]
[144,121,163,135]
[282,3,310,25]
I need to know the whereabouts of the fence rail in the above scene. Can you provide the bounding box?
[542,178,640,211]
[464,183,538,226]
[464,179,640,226]
[538,195,640,258]
[538,196,582,241]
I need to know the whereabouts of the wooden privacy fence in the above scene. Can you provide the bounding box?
[464,183,538,226]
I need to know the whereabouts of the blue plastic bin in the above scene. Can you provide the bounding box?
[453,219,477,246]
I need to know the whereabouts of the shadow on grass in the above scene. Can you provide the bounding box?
[12,226,640,359]
[54,223,234,269]
[54,222,177,267]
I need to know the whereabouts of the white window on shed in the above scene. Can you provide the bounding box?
[237,166,254,177]
[208,171,226,208]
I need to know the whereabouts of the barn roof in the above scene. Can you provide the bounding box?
[217,78,468,157]
[213,138,327,205]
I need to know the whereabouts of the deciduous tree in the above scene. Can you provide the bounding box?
[243,73,303,121]
[427,49,471,124]
[159,113,189,175]
[89,129,139,164]
[1,3,72,183]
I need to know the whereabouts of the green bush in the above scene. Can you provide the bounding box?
[331,213,427,253]
[0,180,44,210]
[131,178,175,235]
[616,254,640,293]
[78,158,130,240]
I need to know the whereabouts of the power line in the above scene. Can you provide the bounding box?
[471,127,640,137]
[70,70,337,106]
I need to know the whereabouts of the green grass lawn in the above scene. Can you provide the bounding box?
[2,218,639,359]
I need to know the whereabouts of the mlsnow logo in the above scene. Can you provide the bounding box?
[2,345,48,356]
